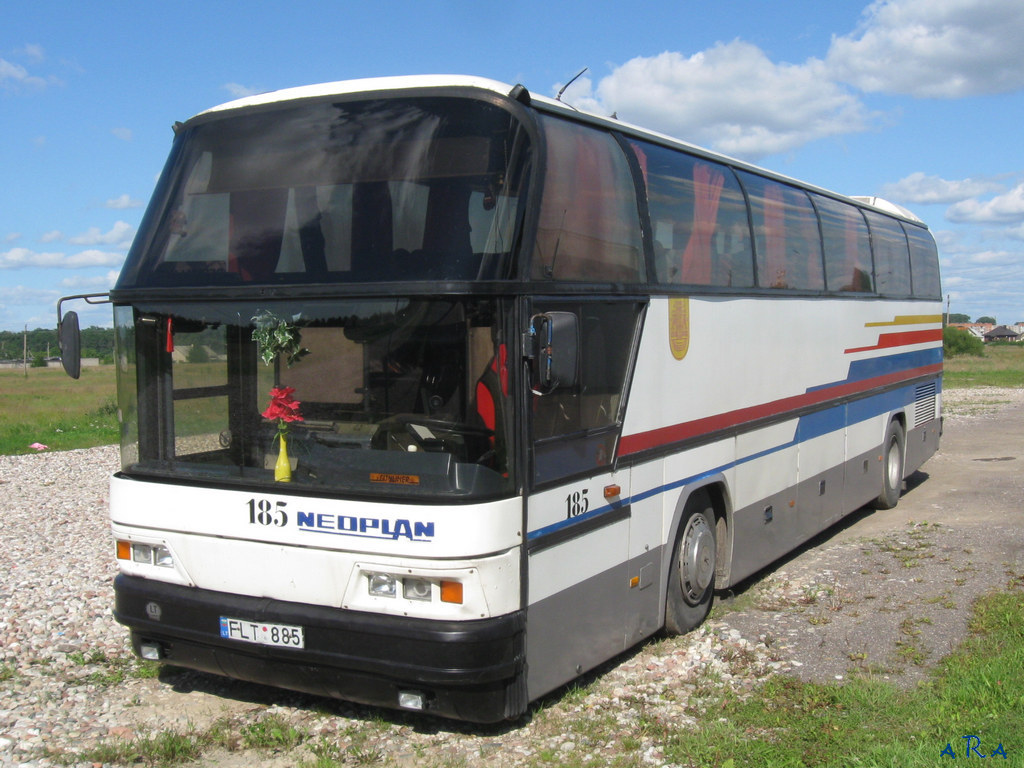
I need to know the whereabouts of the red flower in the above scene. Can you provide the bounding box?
[262,386,304,429]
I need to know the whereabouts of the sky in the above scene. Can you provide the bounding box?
[3,0,1024,333]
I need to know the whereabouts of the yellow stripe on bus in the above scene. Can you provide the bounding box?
[865,314,943,327]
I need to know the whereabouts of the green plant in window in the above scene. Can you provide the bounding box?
[251,310,308,367]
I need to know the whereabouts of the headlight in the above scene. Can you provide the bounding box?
[116,540,174,568]
[153,545,174,568]
[365,570,463,605]
[367,572,397,598]
[402,578,432,602]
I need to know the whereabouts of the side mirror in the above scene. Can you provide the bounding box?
[56,292,111,379]
[530,311,578,394]
[59,310,82,379]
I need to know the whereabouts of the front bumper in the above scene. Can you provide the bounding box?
[113,574,527,722]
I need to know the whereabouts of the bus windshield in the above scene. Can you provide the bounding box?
[115,297,515,499]
[117,96,530,289]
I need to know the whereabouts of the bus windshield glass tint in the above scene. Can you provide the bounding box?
[117,97,530,288]
[116,298,515,499]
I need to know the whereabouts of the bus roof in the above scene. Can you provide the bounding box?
[190,75,924,227]
[195,75,514,118]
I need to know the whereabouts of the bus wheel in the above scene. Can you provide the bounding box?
[871,420,905,510]
[665,490,716,635]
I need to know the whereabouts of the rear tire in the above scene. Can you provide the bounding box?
[871,420,905,510]
[665,490,716,635]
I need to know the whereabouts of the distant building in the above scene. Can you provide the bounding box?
[983,325,1022,342]
[948,322,992,339]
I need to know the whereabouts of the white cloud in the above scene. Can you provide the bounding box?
[59,249,126,269]
[826,0,1024,98]
[939,244,1024,321]
[0,246,125,270]
[881,172,1004,204]
[223,82,263,98]
[111,126,133,141]
[1004,223,1024,241]
[40,230,63,243]
[564,42,871,160]
[5,232,21,243]
[562,1,1024,163]
[58,270,119,290]
[928,221,1024,319]
[105,194,142,210]
[965,249,1019,265]
[0,283,59,304]
[0,247,61,268]
[0,284,67,332]
[946,183,1024,223]
[0,58,45,89]
[68,221,135,248]
[16,44,45,62]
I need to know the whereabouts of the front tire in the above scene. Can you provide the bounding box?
[871,420,905,510]
[665,490,716,635]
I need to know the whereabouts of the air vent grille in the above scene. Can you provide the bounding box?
[914,382,937,427]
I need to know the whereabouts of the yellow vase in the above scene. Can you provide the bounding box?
[274,433,292,482]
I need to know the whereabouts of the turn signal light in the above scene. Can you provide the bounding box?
[115,540,174,568]
[440,580,464,604]
[366,572,464,605]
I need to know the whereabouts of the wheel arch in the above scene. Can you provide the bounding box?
[663,478,734,596]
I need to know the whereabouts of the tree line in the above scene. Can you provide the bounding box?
[0,327,115,364]
[946,313,1001,325]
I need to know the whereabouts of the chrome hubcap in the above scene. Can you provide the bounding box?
[886,436,901,489]
[679,514,715,604]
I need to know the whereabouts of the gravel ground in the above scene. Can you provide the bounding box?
[0,388,1020,767]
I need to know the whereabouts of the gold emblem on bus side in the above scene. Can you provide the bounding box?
[668,298,690,360]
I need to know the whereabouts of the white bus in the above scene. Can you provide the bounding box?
[59,75,942,723]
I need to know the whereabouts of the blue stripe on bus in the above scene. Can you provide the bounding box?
[527,377,938,542]
[807,348,942,394]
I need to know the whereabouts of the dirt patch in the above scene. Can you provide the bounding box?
[713,386,1024,687]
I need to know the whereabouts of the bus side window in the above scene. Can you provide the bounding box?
[815,194,874,293]
[531,301,643,486]
[904,224,941,299]
[531,116,645,283]
[865,211,912,297]
[738,172,824,291]
[629,141,753,288]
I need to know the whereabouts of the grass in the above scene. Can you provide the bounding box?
[64,650,162,687]
[654,588,1024,767]
[72,727,207,767]
[240,714,304,750]
[943,342,1024,389]
[0,365,118,454]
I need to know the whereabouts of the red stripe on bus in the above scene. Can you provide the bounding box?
[617,363,942,457]
[844,329,943,355]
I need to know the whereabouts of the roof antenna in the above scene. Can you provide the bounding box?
[556,67,589,102]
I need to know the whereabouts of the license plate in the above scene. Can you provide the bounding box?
[219,617,304,649]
